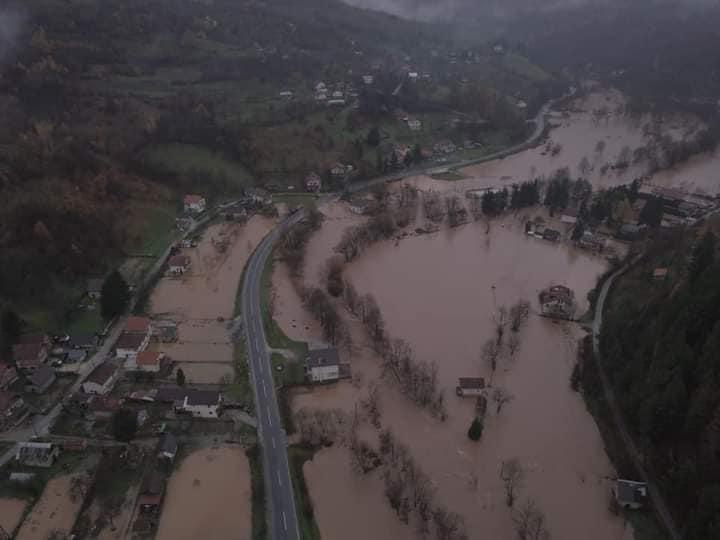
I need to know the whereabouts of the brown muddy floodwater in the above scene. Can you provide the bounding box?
[0,498,26,535]
[16,474,87,540]
[275,203,634,540]
[150,217,274,383]
[156,446,251,540]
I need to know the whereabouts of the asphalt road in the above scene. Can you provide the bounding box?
[240,211,305,540]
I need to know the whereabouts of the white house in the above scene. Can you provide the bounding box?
[16,442,60,468]
[82,363,119,395]
[407,118,422,131]
[168,255,191,275]
[178,390,222,418]
[362,74,374,85]
[183,194,206,214]
[455,377,485,397]
[115,332,149,360]
[408,72,419,81]
[125,351,164,373]
[305,348,340,383]
[305,172,322,193]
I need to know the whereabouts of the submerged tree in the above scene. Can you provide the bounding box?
[500,458,524,507]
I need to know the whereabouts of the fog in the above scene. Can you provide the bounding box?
[0,9,23,63]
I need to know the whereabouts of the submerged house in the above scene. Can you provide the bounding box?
[539,285,576,320]
[455,377,485,397]
[305,348,340,383]
[16,442,60,468]
[614,479,648,510]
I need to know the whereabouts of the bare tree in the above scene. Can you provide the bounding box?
[482,339,501,385]
[493,306,509,344]
[500,458,524,507]
[509,300,531,332]
[595,140,606,155]
[512,498,551,540]
[361,383,382,429]
[433,506,468,540]
[507,333,521,358]
[492,387,514,414]
[577,156,591,177]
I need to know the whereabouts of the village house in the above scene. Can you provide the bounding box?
[617,223,644,241]
[408,71,419,81]
[154,386,189,404]
[433,140,457,155]
[0,363,18,390]
[25,366,56,394]
[560,208,579,225]
[362,74,374,85]
[331,163,352,178]
[13,342,49,372]
[139,471,166,514]
[126,351,164,373]
[82,362,120,395]
[87,395,121,419]
[126,316,153,336]
[614,479,648,510]
[68,333,98,350]
[394,144,411,163]
[578,230,606,252]
[0,391,25,427]
[168,254,191,276]
[157,433,179,465]
[87,278,103,300]
[16,442,60,468]
[178,390,222,418]
[539,285,576,320]
[115,332,149,360]
[305,172,322,193]
[153,321,178,343]
[305,348,340,383]
[407,118,422,131]
[183,194,206,214]
[542,228,561,242]
[653,268,669,282]
[456,377,485,397]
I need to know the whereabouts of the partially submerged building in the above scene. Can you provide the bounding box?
[455,377,485,397]
[16,442,60,468]
[305,348,340,383]
[614,479,648,510]
[539,285,576,320]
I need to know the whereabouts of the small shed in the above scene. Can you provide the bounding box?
[614,479,648,510]
[653,268,668,281]
[455,377,485,397]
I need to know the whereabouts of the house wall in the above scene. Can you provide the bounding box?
[310,365,339,383]
[82,373,118,395]
[184,404,219,418]
[458,387,483,397]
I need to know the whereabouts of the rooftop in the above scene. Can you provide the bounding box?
[458,377,485,389]
[125,316,151,334]
[168,255,191,268]
[28,366,55,387]
[185,390,221,407]
[116,332,147,351]
[86,362,118,386]
[184,194,205,204]
[136,351,163,366]
[13,343,46,367]
[307,348,340,368]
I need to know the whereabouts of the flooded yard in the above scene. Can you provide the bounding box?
[150,217,274,383]
[0,498,27,536]
[156,446,252,540]
[16,473,88,540]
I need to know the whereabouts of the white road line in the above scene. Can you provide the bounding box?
[283,511,288,531]
[267,406,272,426]
[276,470,282,486]
[262,380,267,397]
[271,437,276,449]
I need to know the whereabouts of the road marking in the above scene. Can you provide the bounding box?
[262,380,267,397]
[267,406,272,426]
[271,437,276,449]
[254,337,259,350]
[276,470,282,486]
[283,511,287,531]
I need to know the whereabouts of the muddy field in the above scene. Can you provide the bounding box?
[156,446,252,540]
[0,498,27,536]
[16,473,88,540]
[150,217,274,383]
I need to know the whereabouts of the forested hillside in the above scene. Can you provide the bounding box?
[0,0,555,320]
[601,222,720,538]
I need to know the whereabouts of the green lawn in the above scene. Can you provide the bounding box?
[65,307,104,335]
[288,446,321,540]
[127,204,179,257]
[272,193,318,210]
[247,445,268,540]
[260,255,308,359]
[143,143,253,190]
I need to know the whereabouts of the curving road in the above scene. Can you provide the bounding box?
[240,211,305,540]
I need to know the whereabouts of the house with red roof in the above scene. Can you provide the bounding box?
[183,194,206,214]
[125,351,164,373]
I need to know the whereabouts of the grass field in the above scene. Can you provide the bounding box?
[143,143,253,190]
[126,204,179,257]
[288,446,321,540]
[272,193,318,210]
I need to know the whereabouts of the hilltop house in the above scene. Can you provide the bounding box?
[0,363,18,390]
[16,442,60,468]
[87,278,103,300]
[456,377,485,397]
[539,285,576,320]
[125,351,164,373]
[305,348,340,383]
[305,172,322,193]
[614,480,648,510]
[25,366,56,394]
[82,363,119,395]
[168,255,191,275]
[178,390,222,418]
[115,332,149,360]
[183,194,206,214]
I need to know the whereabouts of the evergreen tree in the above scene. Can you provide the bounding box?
[411,143,422,163]
[366,126,380,147]
[467,417,483,441]
[112,409,138,442]
[176,368,186,387]
[101,271,131,321]
[639,196,664,227]
[689,231,716,284]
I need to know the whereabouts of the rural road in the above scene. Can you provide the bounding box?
[240,211,305,540]
[592,259,682,540]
